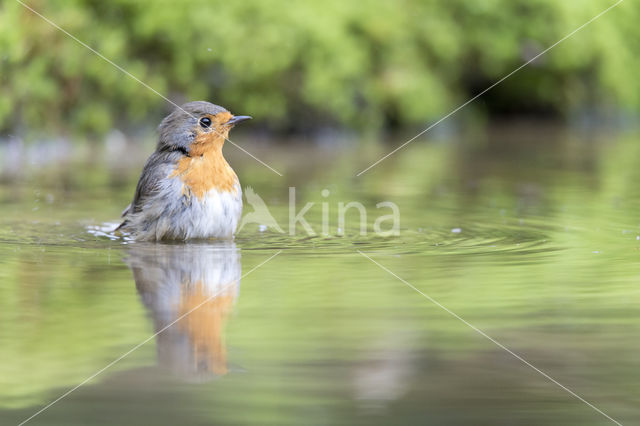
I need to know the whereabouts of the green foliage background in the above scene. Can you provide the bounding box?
[0,0,637,135]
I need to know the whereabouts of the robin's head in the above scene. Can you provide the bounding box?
[157,101,251,156]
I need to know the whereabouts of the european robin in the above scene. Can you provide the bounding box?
[117,101,251,241]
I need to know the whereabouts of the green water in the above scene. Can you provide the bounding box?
[1,127,639,425]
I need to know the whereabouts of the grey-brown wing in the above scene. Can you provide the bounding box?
[118,151,179,229]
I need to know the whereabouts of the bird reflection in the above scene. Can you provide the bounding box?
[125,242,240,381]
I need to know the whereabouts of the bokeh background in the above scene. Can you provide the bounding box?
[1,0,638,138]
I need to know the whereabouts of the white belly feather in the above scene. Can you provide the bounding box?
[182,185,243,239]
[126,179,243,241]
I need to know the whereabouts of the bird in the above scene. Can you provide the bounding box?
[117,101,251,241]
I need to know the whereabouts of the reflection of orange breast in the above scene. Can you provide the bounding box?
[170,131,238,199]
[178,281,236,375]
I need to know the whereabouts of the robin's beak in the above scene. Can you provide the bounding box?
[225,115,252,126]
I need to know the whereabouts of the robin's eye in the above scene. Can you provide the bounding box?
[199,117,212,129]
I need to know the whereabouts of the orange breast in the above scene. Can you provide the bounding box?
[170,129,238,198]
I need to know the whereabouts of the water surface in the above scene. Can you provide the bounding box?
[0,126,638,425]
